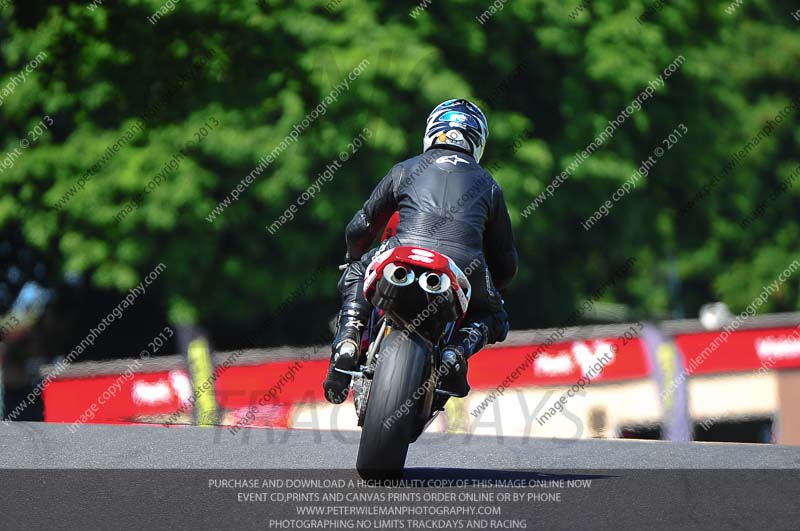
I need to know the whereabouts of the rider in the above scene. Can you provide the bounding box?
[322,99,517,404]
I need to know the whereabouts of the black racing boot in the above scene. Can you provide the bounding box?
[440,322,489,397]
[323,305,369,404]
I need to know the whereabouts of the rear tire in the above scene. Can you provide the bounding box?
[356,331,428,479]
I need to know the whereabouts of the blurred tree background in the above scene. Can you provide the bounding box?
[0,0,798,357]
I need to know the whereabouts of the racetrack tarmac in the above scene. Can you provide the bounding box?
[1,421,800,469]
[2,422,800,529]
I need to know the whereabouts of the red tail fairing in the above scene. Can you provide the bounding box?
[380,211,400,241]
[363,246,470,316]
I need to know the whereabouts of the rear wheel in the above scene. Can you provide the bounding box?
[356,331,428,478]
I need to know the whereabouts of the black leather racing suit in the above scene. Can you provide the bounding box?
[338,147,517,345]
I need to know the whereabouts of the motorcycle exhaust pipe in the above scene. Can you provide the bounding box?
[384,263,415,287]
[418,271,451,295]
[372,263,415,310]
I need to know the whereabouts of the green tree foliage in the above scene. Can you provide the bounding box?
[0,0,797,344]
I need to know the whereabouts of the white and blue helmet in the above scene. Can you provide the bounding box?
[423,99,489,163]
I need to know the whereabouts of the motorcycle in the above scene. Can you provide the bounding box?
[336,240,472,478]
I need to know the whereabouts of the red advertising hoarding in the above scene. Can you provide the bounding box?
[42,325,800,424]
